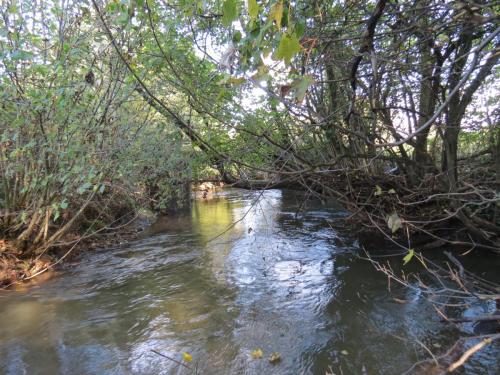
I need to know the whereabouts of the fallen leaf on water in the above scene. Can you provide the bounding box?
[393,298,407,304]
[182,352,193,362]
[251,348,263,359]
[269,352,281,363]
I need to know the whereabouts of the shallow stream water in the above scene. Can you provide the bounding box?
[0,189,498,374]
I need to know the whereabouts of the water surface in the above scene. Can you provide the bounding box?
[0,189,498,374]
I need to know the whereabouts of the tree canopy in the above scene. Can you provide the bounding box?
[1,0,499,256]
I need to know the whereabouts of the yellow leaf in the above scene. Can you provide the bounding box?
[269,352,281,363]
[269,1,284,29]
[251,348,263,359]
[228,76,246,85]
[402,249,414,265]
[182,352,193,362]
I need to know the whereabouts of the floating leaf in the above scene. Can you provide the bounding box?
[182,352,193,362]
[247,0,259,20]
[222,0,238,27]
[403,249,414,265]
[374,185,383,196]
[269,352,281,363]
[393,298,407,304]
[251,348,263,359]
[387,212,402,233]
[275,33,301,65]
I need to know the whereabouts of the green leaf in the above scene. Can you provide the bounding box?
[11,50,34,61]
[247,0,259,20]
[232,30,242,43]
[292,75,314,102]
[275,33,301,65]
[78,182,92,194]
[60,200,69,210]
[295,21,306,38]
[251,64,269,81]
[33,64,50,75]
[387,212,402,233]
[403,249,414,265]
[117,12,129,25]
[374,185,383,196]
[222,0,238,27]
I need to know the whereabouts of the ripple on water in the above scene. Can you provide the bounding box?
[0,188,498,375]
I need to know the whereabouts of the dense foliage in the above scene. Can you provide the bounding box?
[1,0,499,257]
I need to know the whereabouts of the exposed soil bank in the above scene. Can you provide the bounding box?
[0,183,223,289]
[0,220,144,289]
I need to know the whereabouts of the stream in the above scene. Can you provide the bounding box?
[0,189,498,374]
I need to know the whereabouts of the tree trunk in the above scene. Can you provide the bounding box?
[495,127,500,224]
[414,18,438,174]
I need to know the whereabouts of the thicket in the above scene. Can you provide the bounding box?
[1,0,499,368]
[1,0,499,271]
[0,1,198,266]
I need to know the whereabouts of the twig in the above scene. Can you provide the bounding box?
[150,349,192,370]
[447,334,500,372]
[442,315,500,323]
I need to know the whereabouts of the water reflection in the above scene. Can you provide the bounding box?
[0,189,498,374]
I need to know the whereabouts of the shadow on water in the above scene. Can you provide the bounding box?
[0,188,498,374]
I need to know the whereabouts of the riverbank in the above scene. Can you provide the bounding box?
[0,218,144,289]
[0,183,221,288]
